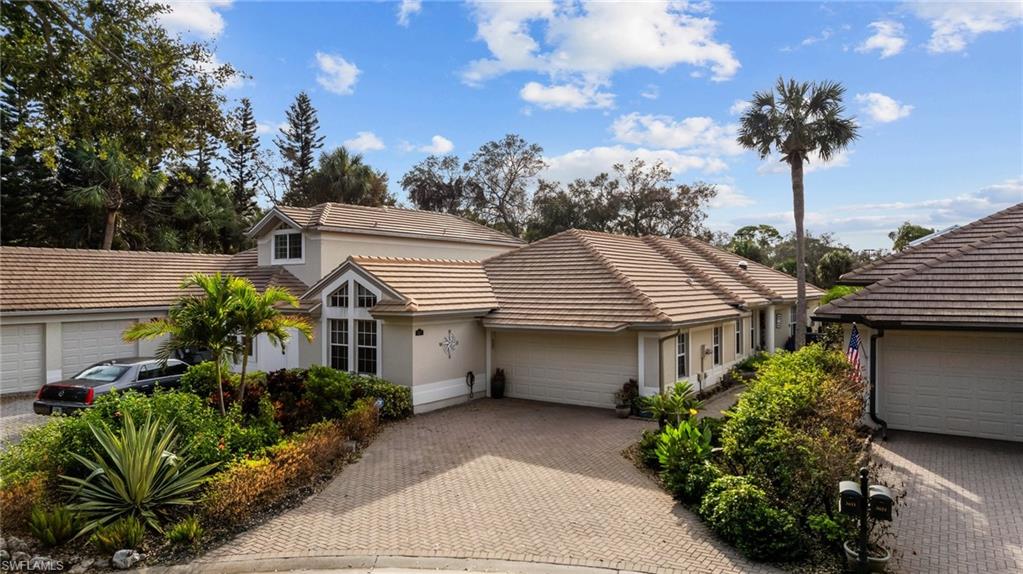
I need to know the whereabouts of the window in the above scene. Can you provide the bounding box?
[676,332,688,378]
[329,283,349,308]
[163,362,189,377]
[329,319,348,371]
[789,305,797,337]
[735,319,743,355]
[750,315,756,351]
[356,320,377,374]
[273,232,302,261]
[713,326,722,366]
[356,282,377,308]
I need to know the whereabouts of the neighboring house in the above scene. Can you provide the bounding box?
[814,203,1023,443]
[1,202,820,412]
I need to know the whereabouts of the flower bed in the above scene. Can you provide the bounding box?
[634,345,867,569]
[0,364,411,570]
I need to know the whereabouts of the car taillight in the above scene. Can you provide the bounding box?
[36,386,45,400]
[85,387,95,405]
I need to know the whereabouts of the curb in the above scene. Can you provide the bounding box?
[138,553,659,574]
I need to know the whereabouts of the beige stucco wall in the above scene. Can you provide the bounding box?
[381,319,413,387]
[411,318,487,387]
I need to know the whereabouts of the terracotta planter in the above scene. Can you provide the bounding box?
[843,541,891,573]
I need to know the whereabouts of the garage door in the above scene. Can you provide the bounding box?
[1,324,45,394]
[62,320,138,377]
[492,331,637,408]
[880,331,1023,442]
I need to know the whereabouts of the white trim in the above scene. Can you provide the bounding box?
[318,270,384,376]
[485,328,493,395]
[411,374,485,406]
[246,208,303,238]
[46,369,63,383]
[270,228,305,265]
[676,329,690,379]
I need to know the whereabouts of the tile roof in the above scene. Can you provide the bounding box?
[0,247,307,313]
[351,257,498,314]
[816,207,1023,329]
[256,203,525,247]
[840,203,1023,285]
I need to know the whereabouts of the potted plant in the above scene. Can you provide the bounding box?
[490,368,506,399]
[842,541,891,573]
[613,379,639,418]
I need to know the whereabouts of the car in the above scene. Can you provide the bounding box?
[33,357,190,416]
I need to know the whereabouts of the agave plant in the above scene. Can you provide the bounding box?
[61,412,219,534]
[644,381,705,428]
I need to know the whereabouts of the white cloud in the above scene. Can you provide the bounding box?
[519,81,614,110]
[856,92,913,123]
[728,99,751,115]
[975,177,1023,203]
[610,113,743,156]
[403,135,454,154]
[315,52,361,95]
[462,0,740,97]
[911,2,1022,53]
[709,184,755,208]
[344,131,385,152]
[397,0,421,27]
[756,151,852,175]
[544,145,727,184]
[640,84,660,100]
[801,27,833,46]
[856,20,907,58]
[158,0,232,39]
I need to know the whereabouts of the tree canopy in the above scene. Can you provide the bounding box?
[889,221,934,251]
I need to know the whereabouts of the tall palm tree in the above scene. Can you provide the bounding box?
[232,282,313,405]
[68,141,168,250]
[124,273,245,415]
[737,78,858,349]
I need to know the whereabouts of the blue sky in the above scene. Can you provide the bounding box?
[162,1,1022,249]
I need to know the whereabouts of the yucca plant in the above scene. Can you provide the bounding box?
[29,506,81,547]
[61,412,219,535]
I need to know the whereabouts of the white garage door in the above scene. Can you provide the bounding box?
[62,320,138,377]
[880,331,1023,442]
[1,324,45,394]
[493,331,637,408]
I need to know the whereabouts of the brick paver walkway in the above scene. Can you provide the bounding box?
[204,399,776,574]
[874,432,1023,574]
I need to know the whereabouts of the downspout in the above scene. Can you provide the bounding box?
[869,328,889,440]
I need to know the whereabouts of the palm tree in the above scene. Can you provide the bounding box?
[737,78,858,349]
[232,282,313,405]
[68,141,168,250]
[124,273,245,415]
[307,147,391,206]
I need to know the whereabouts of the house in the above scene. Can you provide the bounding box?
[814,202,1023,442]
[1,202,820,412]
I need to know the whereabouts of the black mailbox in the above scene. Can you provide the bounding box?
[868,485,893,521]
[839,480,862,516]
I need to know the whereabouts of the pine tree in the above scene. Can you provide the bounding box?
[275,91,325,206]
[225,98,260,216]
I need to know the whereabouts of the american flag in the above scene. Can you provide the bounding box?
[847,323,861,368]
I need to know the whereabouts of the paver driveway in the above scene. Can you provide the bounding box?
[874,432,1023,574]
[206,399,776,574]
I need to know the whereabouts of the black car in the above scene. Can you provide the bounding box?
[33,357,189,416]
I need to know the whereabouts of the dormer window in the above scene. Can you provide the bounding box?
[329,283,349,308]
[356,282,377,308]
[272,231,303,263]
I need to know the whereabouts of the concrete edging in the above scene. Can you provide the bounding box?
[139,553,659,574]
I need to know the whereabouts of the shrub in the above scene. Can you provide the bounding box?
[0,473,46,533]
[179,361,234,402]
[655,420,714,503]
[342,397,380,444]
[304,365,354,419]
[181,362,269,417]
[351,375,412,420]
[201,421,350,526]
[637,429,662,469]
[63,412,219,533]
[91,515,144,554]
[644,381,703,428]
[721,345,863,523]
[29,506,80,548]
[699,476,803,561]
[265,368,313,432]
[0,417,77,486]
[166,515,204,546]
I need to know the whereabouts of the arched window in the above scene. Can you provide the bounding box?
[356,282,377,308]
[329,283,349,308]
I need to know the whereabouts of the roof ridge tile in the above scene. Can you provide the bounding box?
[643,237,746,306]
[677,237,783,300]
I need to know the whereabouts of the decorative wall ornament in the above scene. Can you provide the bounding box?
[439,329,459,359]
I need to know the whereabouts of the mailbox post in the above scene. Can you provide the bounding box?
[838,467,894,573]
